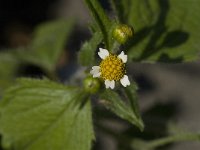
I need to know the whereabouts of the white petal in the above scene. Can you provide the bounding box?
[120,75,130,87]
[105,80,110,89]
[98,48,109,59]
[93,72,101,78]
[90,66,100,73]
[118,51,127,63]
[90,66,99,74]
[110,80,115,89]
[92,66,100,70]
[90,66,101,78]
[105,80,115,89]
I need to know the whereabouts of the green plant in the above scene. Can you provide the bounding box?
[0,0,200,150]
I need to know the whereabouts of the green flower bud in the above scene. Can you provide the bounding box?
[83,76,100,94]
[113,24,134,44]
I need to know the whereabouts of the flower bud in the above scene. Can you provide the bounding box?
[113,24,134,44]
[83,76,100,94]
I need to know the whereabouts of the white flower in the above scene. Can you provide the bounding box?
[90,48,130,89]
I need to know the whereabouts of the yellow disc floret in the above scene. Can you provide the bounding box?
[100,54,125,81]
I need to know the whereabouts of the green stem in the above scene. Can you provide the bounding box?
[84,0,111,50]
[133,133,200,150]
[148,133,200,148]
[110,0,123,23]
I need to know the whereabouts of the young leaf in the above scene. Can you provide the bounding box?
[0,78,94,150]
[16,20,74,72]
[84,0,115,50]
[100,83,144,131]
[78,32,102,66]
[126,0,200,62]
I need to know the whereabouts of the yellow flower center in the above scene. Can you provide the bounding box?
[100,54,125,81]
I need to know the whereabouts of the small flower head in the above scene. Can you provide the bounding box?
[99,54,125,81]
[90,48,130,89]
[113,24,134,44]
[83,76,100,94]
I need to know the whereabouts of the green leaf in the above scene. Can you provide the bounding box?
[0,78,94,150]
[17,20,74,71]
[84,0,115,50]
[126,0,200,62]
[0,51,20,95]
[125,83,142,123]
[78,32,102,66]
[100,83,144,131]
